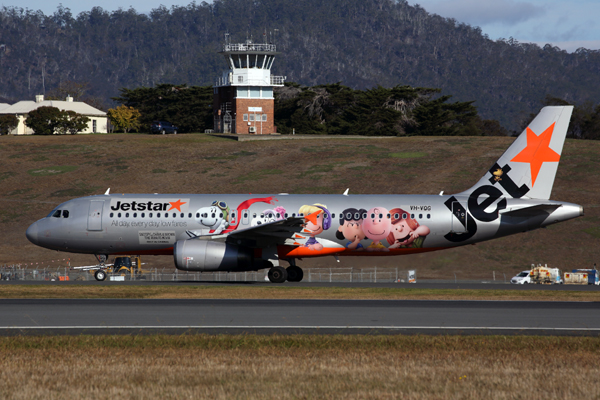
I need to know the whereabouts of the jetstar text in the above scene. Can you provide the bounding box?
[111,201,171,211]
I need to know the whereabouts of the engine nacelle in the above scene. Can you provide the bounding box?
[174,239,266,271]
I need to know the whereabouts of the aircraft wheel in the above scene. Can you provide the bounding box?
[94,270,107,281]
[286,266,304,282]
[268,266,288,283]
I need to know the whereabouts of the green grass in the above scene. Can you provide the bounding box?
[388,151,427,158]
[234,168,283,183]
[27,165,78,176]
[583,227,600,238]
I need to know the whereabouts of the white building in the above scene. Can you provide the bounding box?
[0,95,108,135]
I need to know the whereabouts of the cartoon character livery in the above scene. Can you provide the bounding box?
[336,208,367,250]
[298,203,332,251]
[27,106,583,283]
[387,208,430,248]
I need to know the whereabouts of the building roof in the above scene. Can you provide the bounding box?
[0,99,106,116]
[0,103,11,112]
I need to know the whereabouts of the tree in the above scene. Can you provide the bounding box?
[25,106,63,135]
[56,111,90,135]
[0,114,18,135]
[107,105,141,133]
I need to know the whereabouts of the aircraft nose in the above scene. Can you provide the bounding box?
[26,222,39,245]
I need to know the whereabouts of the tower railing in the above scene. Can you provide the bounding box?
[222,43,277,52]
[214,76,286,87]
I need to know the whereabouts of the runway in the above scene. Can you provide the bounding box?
[2,298,599,336]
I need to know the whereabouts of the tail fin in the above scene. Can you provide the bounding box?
[460,106,573,200]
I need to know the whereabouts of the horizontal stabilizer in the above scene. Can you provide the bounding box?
[499,204,561,217]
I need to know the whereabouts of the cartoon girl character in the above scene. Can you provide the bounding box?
[336,208,367,250]
[387,208,430,248]
[299,203,332,251]
[362,207,392,252]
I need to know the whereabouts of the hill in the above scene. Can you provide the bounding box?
[1,133,598,279]
[0,0,600,130]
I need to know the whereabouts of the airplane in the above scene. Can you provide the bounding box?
[26,106,583,282]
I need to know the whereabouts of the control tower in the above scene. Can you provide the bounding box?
[213,37,285,134]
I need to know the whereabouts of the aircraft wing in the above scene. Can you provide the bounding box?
[187,217,307,248]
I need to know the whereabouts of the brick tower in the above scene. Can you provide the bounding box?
[213,36,285,134]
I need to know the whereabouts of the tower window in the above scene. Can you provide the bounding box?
[262,114,267,122]
[238,76,244,83]
[243,114,248,121]
[249,114,255,122]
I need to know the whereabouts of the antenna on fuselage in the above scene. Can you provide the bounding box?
[343,188,349,196]
[104,188,110,195]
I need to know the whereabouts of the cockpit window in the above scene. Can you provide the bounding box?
[62,210,69,218]
[52,210,61,218]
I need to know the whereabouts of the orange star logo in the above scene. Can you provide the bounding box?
[510,123,560,186]
[168,199,187,212]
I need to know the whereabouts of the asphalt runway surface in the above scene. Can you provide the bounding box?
[2,280,600,291]
[2,298,599,336]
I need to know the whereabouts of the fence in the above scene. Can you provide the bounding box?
[0,265,510,283]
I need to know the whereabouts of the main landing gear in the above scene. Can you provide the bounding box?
[267,260,304,283]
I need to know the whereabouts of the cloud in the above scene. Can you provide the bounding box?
[420,0,545,26]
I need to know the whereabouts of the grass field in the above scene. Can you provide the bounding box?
[1,335,599,399]
[1,133,599,280]
[1,285,600,301]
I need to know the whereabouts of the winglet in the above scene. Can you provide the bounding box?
[104,188,110,195]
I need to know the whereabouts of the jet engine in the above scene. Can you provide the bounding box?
[174,239,267,271]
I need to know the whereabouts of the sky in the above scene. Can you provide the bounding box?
[1,0,599,53]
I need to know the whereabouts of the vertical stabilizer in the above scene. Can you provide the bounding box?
[460,106,573,200]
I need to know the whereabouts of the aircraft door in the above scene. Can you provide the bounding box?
[242,209,249,225]
[87,201,104,231]
[451,201,468,233]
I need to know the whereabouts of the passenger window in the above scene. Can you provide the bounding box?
[133,213,137,218]
[141,213,145,218]
[220,212,223,218]
[149,213,153,218]
[126,213,130,218]
[362,213,367,219]
[285,213,288,218]
[394,213,399,219]
[181,213,184,218]
[371,214,375,219]
[386,213,390,219]
[188,213,192,218]
[276,213,281,219]
[419,214,423,219]
[212,213,216,218]
[427,214,431,219]
[253,213,257,218]
[118,213,122,218]
[196,213,200,218]
[157,213,161,217]
[292,213,296,217]
[52,210,61,218]
[62,210,69,218]
[378,214,383,219]
[172,213,176,218]
[110,212,114,218]
[411,214,415,219]
[402,213,407,219]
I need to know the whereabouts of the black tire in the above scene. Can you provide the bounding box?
[286,266,304,282]
[95,270,107,281]
[268,266,288,283]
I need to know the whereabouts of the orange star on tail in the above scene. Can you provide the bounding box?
[510,123,560,185]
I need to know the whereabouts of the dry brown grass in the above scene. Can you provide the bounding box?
[1,285,600,301]
[2,134,599,279]
[1,335,599,399]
